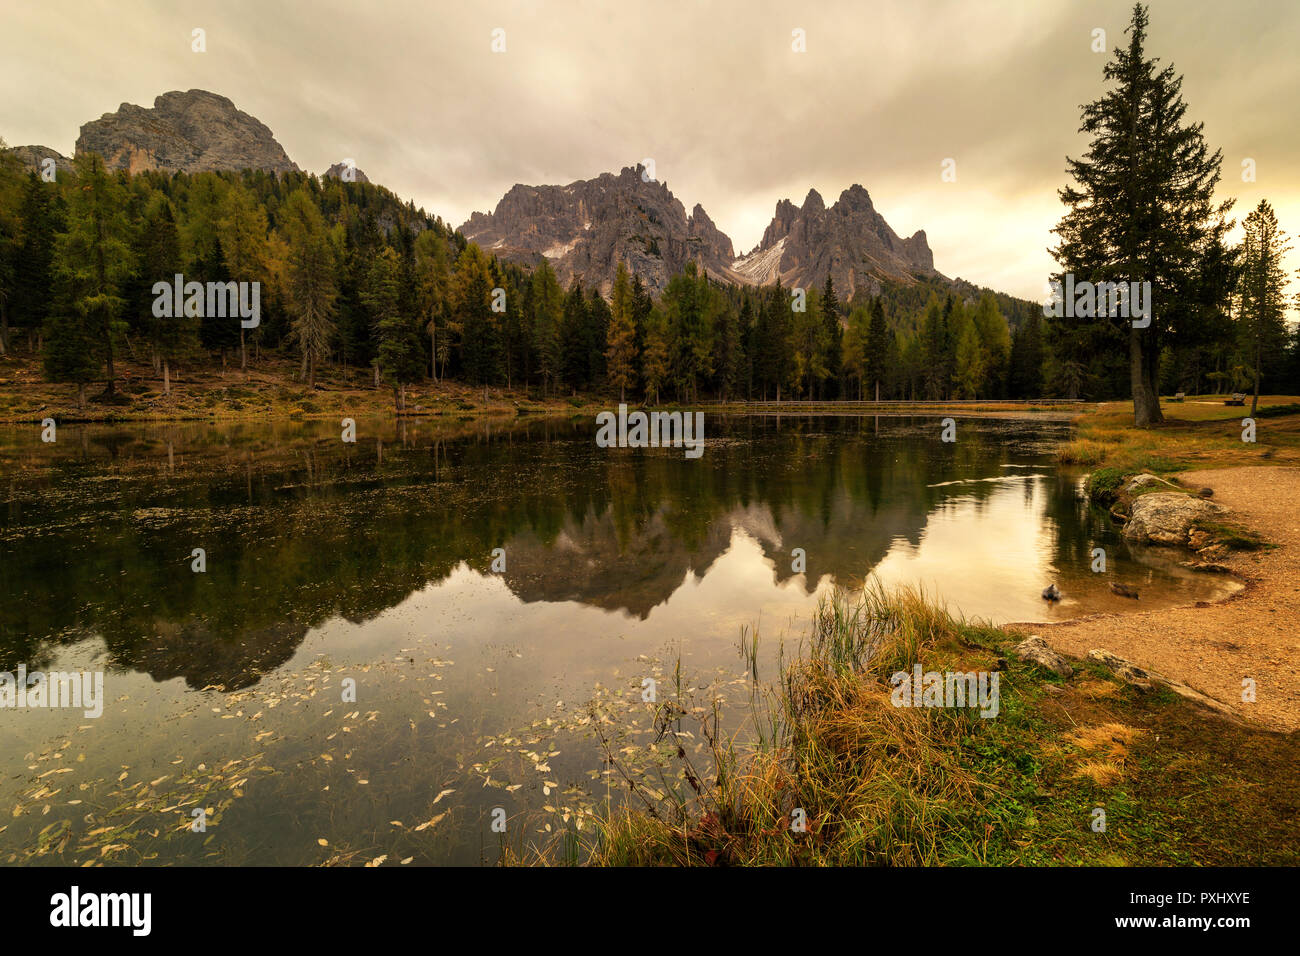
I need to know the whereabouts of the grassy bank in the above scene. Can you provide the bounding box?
[0,351,608,423]
[558,587,1297,866]
[1057,395,1300,472]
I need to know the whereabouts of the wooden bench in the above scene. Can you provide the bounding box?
[1170,392,1185,402]
[1225,393,1246,406]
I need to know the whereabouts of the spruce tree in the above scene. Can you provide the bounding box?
[8,170,62,353]
[821,274,843,398]
[604,261,637,402]
[413,230,449,381]
[1053,3,1231,426]
[1238,200,1291,415]
[529,259,563,396]
[53,153,133,398]
[283,191,338,389]
[865,296,888,402]
[368,246,422,409]
[139,200,196,395]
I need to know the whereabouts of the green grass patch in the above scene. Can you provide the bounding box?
[1195,520,1269,551]
[541,585,1298,867]
[1084,467,1126,505]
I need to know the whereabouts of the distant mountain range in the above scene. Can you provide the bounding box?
[8,89,952,300]
[459,165,938,297]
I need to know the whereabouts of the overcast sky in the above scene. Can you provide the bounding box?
[4,0,1297,304]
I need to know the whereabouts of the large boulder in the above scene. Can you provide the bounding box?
[1122,492,1222,546]
[1013,636,1073,677]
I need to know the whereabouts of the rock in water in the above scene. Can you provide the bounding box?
[1110,582,1140,599]
[1041,583,1062,601]
[1122,492,1223,547]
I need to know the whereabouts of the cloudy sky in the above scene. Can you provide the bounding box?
[4,0,1297,304]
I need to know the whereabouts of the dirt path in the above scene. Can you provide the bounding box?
[1023,466,1300,732]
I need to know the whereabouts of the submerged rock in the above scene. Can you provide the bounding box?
[1181,561,1232,573]
[1109,581,1140,599]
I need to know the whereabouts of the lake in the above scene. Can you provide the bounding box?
[0,413,1240,865]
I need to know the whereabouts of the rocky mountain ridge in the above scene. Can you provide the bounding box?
[462,168,940,297]
[74,90,299,175]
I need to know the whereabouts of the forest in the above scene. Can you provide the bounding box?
[1,11,1296,421]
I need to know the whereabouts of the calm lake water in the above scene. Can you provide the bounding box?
[0,414,1239,865]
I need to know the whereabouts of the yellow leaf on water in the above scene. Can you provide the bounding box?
[413,811,448,832]
[317,838,329,846]
[431,789,455,805]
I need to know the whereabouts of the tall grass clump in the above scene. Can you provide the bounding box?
[587,583,1012,866]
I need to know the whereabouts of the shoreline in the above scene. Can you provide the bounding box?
[1010,465,1300,732]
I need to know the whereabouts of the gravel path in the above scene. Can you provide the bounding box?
[1024,467,1300,731]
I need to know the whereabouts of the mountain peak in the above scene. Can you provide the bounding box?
[838,183,874,208]
[459,166,732,295]
[75,89,298,175]
[325,160,370,184]
[736,181,936,296]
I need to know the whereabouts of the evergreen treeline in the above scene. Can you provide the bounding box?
[0,148,1051,409]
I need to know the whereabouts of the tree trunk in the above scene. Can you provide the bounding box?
[163,357,171,397]
[1251,338,1262,416]
[77,383,86,411]
[240,327,247,374]
[430,328,437,381]
[1130,327,1160,427]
